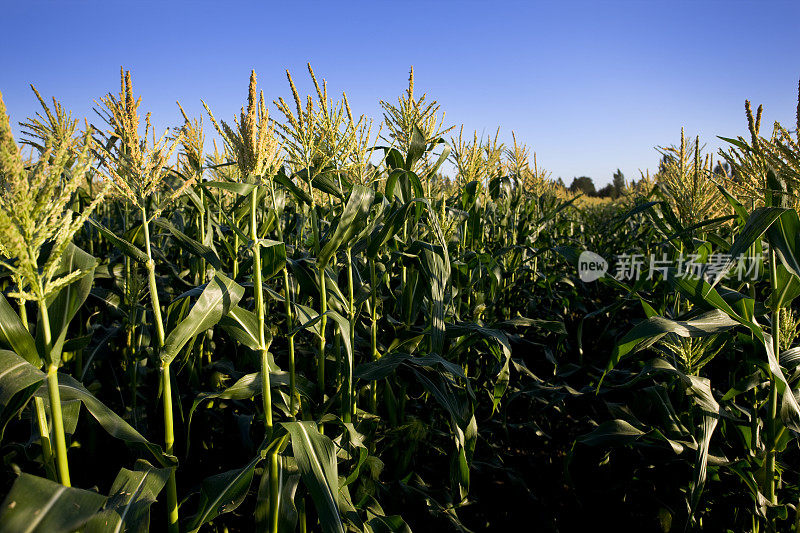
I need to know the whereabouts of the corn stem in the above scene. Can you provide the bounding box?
[142,207,178,533]
[38,300,70,487]
[251,185,278,533]
[269,182,297,418]
[766,248,779,508]
[344,247,354,422]
[370,257,379,412]
[19,298,55,479]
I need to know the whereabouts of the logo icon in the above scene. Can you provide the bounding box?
[578,251,608,282]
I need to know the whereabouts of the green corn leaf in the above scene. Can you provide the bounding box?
[669,271,800,430]
[668,270,748,322]
[772,264,800,309]
[718,135,752,152]
[611,200,660,230]
[688,414,717,525]
[384,170,424,215]
[721,371,764,401]
[175,175,205,214]
[24,364,177,467]
[86,217,149,264]
[413,368,472,429]
[716,184,749,226]
[451,324,510,411]
[366,514,413,533]
[274,170,313,205]
[153,217,222,270]
[84,460,170,533]
[288,310,353,387]
[423,137,451,178]
[489,176,512,200]
[0,293,40,366]
[217,304,263,351]
[496,316,568,334]
[0,349,45,439]
[203,180,257,196]
[61,333,93,353]
[415,244,450,355]
[258,239,287,280]
[354,352,413,381]
[186,370,297,452]
[0,473,106,533]
[729,207,789,260]
[312,169,348,199]
[283,421,344,533]
[36,243,96,366]
[449,413,477,502]
[460,180,482,211]
[384,169,404,202]
[160,273,244,366]
[200,185,251,243]
[606,310,739,374]
[365,201,411,258]
[35,397,81,437]
[186,453,263,533]
[381,147,404,171]
[405,123,427,169]
[578,419,648,446]
[766,208,800,279]
[553,245,583,268]
[318,185,374,267]
[255,457,300,532]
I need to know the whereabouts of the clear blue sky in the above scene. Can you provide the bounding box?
[2,0,798,186]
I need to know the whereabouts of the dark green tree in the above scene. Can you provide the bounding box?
[597,183,615,197]
[612,168,625,197]
[569,176,596,195]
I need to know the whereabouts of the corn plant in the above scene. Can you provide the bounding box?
[3,66,800,533]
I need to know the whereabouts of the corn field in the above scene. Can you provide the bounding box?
[2,66,800,532]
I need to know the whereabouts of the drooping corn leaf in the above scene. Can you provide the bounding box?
[366,514,413,533]
[84,460,170,533]
[33,397,81,438]
[273,169,313,205]
[0,349,45,438]
[36,243,96,365]
[688,414,717,525]
[605,310,739,374]
[290,308,351,357]
[0,293,40,366]
[767,207,800,278]
[446,323,511,412]
[217,304,263,351]
[203,180,257,196]
[259,239,287,280]
[578,419,648,446]
[153,217,222,270]
[318,185,374,267]
[0,473,106,533]
[255,456,301,533]
[19,361,177,467]
[186,370,299,453]
[311,169,349,200]
[86,217,149,264]
[283,421,344,533]
[160,273,243,365]
[186,452,263,533]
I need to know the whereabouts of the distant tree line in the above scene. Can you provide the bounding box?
[566,168,626,198]
[562,159,736,200]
